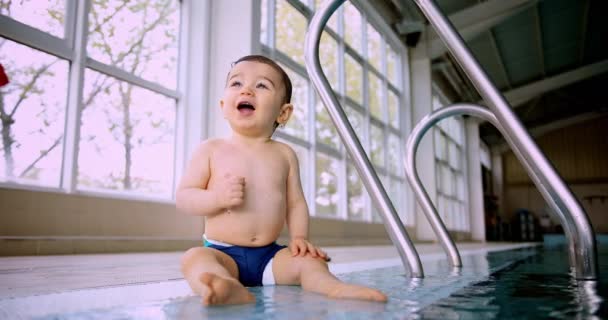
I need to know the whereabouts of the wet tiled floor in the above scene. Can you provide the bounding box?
[0,243,537,319]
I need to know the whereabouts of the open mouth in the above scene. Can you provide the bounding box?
[237,102,255,111]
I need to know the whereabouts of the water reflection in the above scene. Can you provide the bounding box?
[35,245,607,319]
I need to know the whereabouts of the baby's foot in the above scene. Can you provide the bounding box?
[199,272,255,306]
[328,283,388,302]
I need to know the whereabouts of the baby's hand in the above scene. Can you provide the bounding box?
[289,238,329,261]
[215,173,245,209]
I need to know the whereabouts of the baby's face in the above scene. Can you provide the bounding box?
[221,61,290,136]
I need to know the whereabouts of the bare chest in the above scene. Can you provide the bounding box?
[209,146,289,192]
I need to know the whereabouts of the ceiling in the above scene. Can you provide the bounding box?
[371,0,608,146]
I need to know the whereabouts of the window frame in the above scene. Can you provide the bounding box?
[0,0,187,203]
[432,91,469,232]
[262,0,411,223]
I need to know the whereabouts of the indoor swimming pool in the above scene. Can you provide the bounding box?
[2,240,605,319]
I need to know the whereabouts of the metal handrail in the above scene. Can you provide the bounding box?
[414,0,597,279]
[305,0,424,278]
[406,104,579,269]
[405,111,463,269]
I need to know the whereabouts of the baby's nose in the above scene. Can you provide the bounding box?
[239,86,254,95]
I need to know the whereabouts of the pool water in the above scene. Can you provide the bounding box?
[419,244,607,319]
[22,242,607,319]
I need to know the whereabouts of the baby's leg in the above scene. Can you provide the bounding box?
[271,248,387,302]
[180,247,254,305]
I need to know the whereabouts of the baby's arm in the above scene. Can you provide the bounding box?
[282,145,327,260]
[176,140,245,215]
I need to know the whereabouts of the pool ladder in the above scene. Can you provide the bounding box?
[304,0,598,280]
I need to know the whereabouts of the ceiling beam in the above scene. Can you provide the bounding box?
[533,5,545,77]
[488,30,512,89]
[502,59,608,107]
[421,0,537,58]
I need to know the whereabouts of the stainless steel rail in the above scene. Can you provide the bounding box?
[305,0,424,278]
[414,0,597,279]
[405,104,579,269]
[405,110,463,269]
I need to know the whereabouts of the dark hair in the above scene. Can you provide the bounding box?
[231,55,292,105]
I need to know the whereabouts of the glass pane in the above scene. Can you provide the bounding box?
[372,174,389,222]
[440,196,447,221]
[387,134,402,175]
[454,118,464,145]
[275,1,306,65]
[439,132,448,160]
[315,0,338,31]
[345,54,362,105]
[388,89,399,128]
[445,199,453,228]
[345,106,364,143]
[372,208,381,223]
[443,118,451,134]
[368,71,383,120]
[432,95,443,111]
[370,124,384,167]
[1,0,65,38]
[389,178,402,220]
[447,118,455,138]
[433,130,440,158]
[449,142,460,169]
[87,0,180,90]
[0,40,68,186]
[347,162,365,221]
[435,163,443,193]
[260,0,268,45]
[315,153,339,217]
[320,31,339,91]
[78,69,176,196]
[367,24,381,71]
[281,66,308,140]
[315,95,340,149]
[387,46,399,85]
[442,166,453,197]
[343,2,362,53]
[456,173,464,201]
[433,129,446,160]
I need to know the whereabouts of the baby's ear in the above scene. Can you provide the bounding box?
[277,103,293,125]
[219,99,227,118]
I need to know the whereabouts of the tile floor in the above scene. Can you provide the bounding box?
[0,242,538,319]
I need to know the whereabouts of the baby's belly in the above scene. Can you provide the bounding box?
[205,209,286,247]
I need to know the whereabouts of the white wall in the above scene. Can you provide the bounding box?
[409,41,438,241]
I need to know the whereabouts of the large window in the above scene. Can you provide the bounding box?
[433,94,469,231]
[0,1,181,199]
[261,0,411,224]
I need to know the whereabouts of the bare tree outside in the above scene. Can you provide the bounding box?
[0,0,180,196]
[0,0,67,185]
[79,0,179,194]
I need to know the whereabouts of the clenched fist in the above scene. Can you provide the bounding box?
[215,173,245,209]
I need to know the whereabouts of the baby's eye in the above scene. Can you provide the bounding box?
[256,83,269,89]
[230,80,242,87]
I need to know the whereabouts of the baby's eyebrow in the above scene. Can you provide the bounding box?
[226,72,276,88]
[260,76,276,88]
[227,72,242,82]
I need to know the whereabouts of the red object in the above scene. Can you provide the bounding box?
[0,64,9,87]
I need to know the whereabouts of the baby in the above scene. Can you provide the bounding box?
[176,55,387,305]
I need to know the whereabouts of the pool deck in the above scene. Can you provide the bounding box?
[0,242,538,318]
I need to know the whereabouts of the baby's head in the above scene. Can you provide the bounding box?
[226,55,293,131]
[231,55,292,107]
